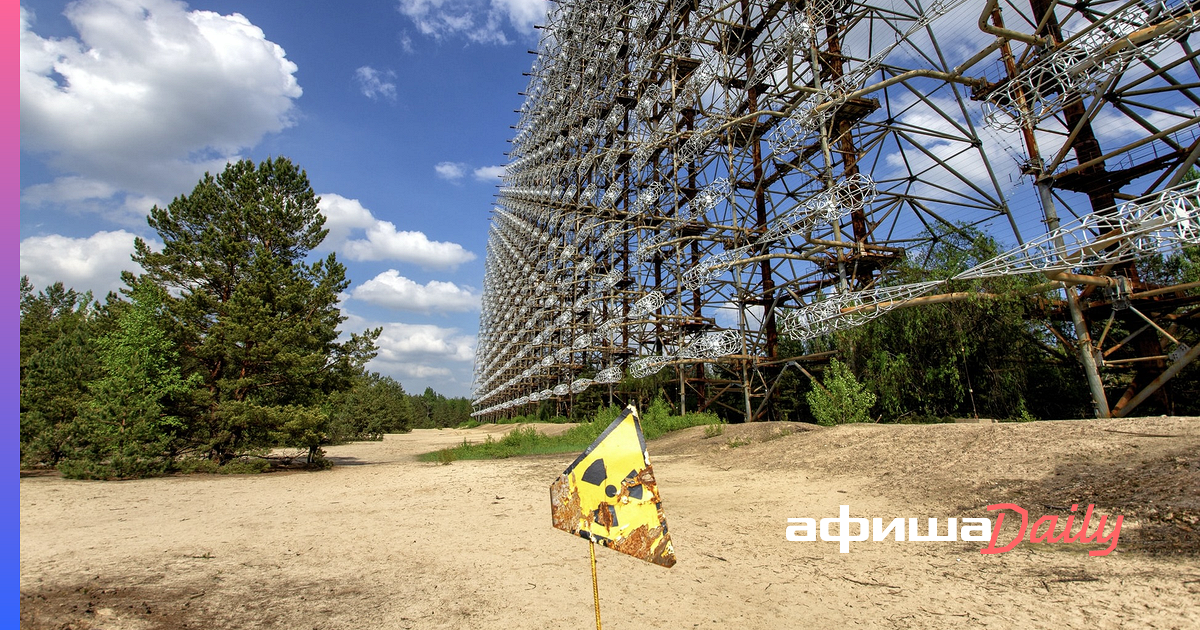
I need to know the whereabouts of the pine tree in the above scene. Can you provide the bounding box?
[64,282,195,478]
[132,158,379,463]
[328,372,414,441]
[19,278,103,466]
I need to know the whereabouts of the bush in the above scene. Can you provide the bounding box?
[57,456,170,480]
[175,457,273,474]
[217,458,271,474]
[806,359,877,426]
[177,457,220,474]
[495,413,571,424]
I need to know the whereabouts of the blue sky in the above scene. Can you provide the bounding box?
[19,0,551,397]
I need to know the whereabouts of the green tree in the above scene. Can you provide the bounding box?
[328,372,414,440]
[132,157,379,463]
[19,279,106,466]
[64,283,196,478]
[409,391,433,428]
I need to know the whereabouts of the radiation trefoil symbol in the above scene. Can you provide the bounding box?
[550,405,676,567]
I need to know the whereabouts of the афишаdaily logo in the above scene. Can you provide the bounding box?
[786,504,1124,556]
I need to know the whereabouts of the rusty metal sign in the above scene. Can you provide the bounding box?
[550,405,676,567]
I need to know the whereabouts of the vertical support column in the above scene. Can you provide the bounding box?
[823,17,869,254]
[741,0,777,420]
[1066,280,1112,418]
[1010,2,1112,417]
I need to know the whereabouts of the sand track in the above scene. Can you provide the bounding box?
[20,417,1200,629]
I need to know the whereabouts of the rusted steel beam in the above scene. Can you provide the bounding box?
[1112,342,1200,417]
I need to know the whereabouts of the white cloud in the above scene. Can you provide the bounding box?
[398,32,415,53]
[394,364,455,379]
[351,270,480,313]
[435,161,468,181]
[355,66,397,102]
[21,176,165,226]
[1091,106,1193,145]
[439,162,506,183]
[876,92,1022,224]
[377,323,476,363]
[19,230,159,297]
[344,223,478,269]
[319,193,379,244]
[472,165,505,182]
[318,194,477,269]
[20,1,301,204]
[395,0,547,44]
[359,320,476,387]
[491,0,546,32]
[714,303,763,331]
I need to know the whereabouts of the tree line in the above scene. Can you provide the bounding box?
[20,157,471,479]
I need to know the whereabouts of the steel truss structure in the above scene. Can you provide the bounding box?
[472,0,1200,420]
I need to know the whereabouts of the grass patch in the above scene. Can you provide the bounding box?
[418,399,720,462]
[435,445,458,465]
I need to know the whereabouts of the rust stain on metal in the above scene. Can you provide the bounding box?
[550,474,583,531]
[595,502,617,528]
[548,405,677,567]
[611,523,676,568]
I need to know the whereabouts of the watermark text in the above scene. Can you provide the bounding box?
[786,504,1123,555]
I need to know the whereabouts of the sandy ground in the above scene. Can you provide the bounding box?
[20,417,1200,629]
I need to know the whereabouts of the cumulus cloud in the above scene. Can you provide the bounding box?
[355,66,397,102]
[395,0,548,44]
[343,223,477,269]
[318,194,477,269]
[365,321,476,385]
[435,161,468,181]
[319,193,378,245]
[377,323,476,362]
[20,1,301,204]
[472,165,505,182]
[20,230,159,297]
[714,303,763,331]
[351,270,480,313]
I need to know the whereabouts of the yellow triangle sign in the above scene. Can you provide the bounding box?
[550,405,676,567]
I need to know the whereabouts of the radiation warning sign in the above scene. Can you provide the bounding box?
[550,405,676,567]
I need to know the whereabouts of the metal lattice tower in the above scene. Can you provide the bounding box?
[473,0,1200,420]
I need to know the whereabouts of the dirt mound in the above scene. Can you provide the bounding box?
[648,421,818,457]
[981,449,1199,555]
[692,416,1200,555]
